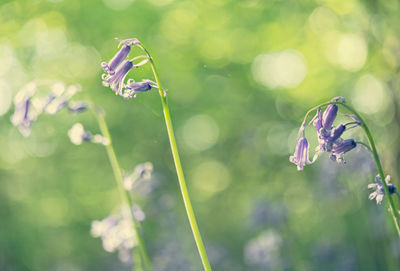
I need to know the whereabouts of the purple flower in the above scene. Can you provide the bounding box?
[101,38,140,75]
[329,124,346,143]
[289,137,311,171]
[101,45,131,75]
[10,82,39,137]
[102,60,134,95]
[330,139,357,163]
[123,79,155,99]
[322,104,338,130]
[368,175,396,204]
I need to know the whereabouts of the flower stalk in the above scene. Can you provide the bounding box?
[138,44,213,271]
[93,108,152,271]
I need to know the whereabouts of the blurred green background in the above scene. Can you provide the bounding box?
[1,0,400,270]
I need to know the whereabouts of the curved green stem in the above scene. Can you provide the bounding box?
[93,109,152,271]
[138,44,212,271]
[303,99,400,236]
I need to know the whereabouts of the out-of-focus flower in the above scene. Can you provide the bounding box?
[67,101,88,114]
[68,123,92,145]
[10,82,39,137]
[11,81,86,137]
[123,162,154,191]
[68,123,109,146]
[91,205,144,264]
[244,230,283,269]
[368,175,396,204]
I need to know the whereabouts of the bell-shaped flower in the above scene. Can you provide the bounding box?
[289,137,312,171]
[102,60,134,95]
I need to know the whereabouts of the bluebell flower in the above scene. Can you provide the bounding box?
[123,79,156,99]
[289,136,312,171]
[368,175,396,204]
[10,82,39,137]
[102,60,134,95]
[322,104,338,130]
[101,38,140,75]
[330,139,357,163]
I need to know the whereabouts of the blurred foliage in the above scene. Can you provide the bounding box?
[1,0,400,270]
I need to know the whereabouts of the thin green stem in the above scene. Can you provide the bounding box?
[139,44,212,271]
[93,109,152,271]
[303,99,400,236]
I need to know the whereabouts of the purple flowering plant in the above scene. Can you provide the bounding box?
[101,38,212,271]
[290,97,400,237]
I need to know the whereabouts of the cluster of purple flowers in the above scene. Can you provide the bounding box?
[290,97,359,171]
[368,175,397,204]
[11,81,87,137]
[101,38,157,99]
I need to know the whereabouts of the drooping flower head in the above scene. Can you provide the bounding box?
[368,175,396,204]
[290,97,359,170]
[101,38,157,99]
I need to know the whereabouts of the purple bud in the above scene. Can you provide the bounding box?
[102,60,134,95]
[123,79,154,99]
[101,45,131,75]
[329,124,346,142]
[331,139,356,158]
[322,104,338,130]
[313,108,322,132]
[289,137,311,171]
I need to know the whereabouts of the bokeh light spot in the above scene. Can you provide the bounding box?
[182,114,219,151]
[352,74,387,114]
[336,34,367,71]
[191,160,231,200]
[252,50,307,89]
